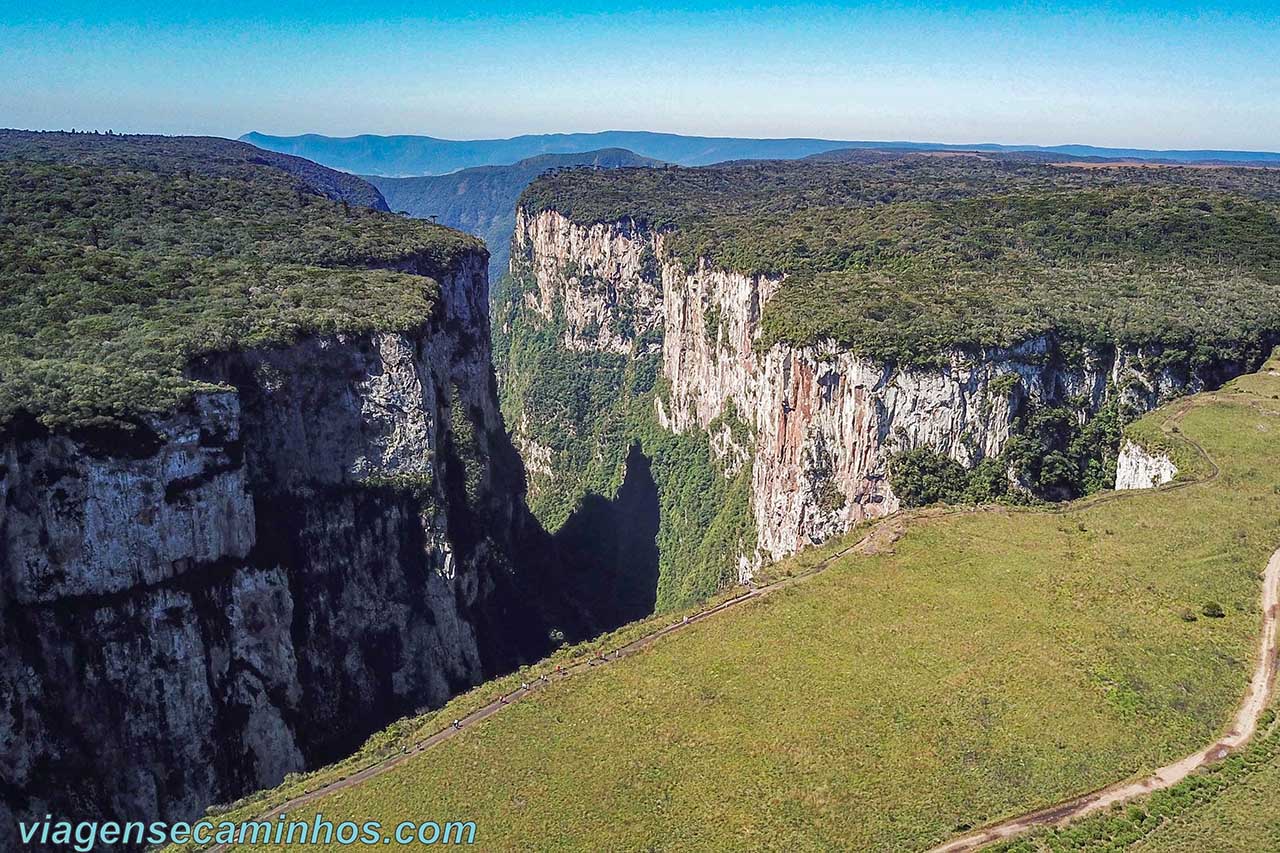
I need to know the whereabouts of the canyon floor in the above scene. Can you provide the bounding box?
[208,353,1280,852]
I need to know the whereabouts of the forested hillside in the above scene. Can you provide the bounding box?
[522,153,1280,366]
[0,130,479,428]
[5,130,390,210]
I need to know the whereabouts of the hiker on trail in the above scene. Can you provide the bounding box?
[521,681,529,691]
[452,719,461,730]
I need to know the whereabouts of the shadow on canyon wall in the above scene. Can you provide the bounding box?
[550,443,661,632]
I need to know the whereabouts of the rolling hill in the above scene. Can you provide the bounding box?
[187,352,1280,852]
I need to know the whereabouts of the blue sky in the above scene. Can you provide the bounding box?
[2,1,1278,150]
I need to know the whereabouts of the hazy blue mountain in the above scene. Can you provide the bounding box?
[241,130,1280,177]
[366,148,662,277]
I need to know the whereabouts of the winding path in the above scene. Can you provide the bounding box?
[929,544,1280,853]
[930,399,1278,852]
[210,400,1279,853]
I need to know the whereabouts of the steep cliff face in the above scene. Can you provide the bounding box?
[505,209,1231,573]
[0,252,557,841]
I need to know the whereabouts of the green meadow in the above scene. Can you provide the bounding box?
[211,352,1280,852]
[1132,725,1280,853]
[992,708,1280,853]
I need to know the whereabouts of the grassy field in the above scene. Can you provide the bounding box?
[990,708,1280,852]
[1134,724,1280,853]
[213,354,1280,852]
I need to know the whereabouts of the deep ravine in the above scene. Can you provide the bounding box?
[498,205,1272,599]
[0,247,632,847]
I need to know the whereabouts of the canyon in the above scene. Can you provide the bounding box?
[500,206,1254,584]
[6,134,1280,849]
[0,249,580,844]
[0,134,631,847]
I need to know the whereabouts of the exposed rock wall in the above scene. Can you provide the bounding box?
[0,252,554,843]
[510,209,1221,565]
[1115,440,1178,489]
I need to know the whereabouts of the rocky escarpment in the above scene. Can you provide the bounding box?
[506,208,1245,570]
[0,251,566,844]
[1114,440,1179,490]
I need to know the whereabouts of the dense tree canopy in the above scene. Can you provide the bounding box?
[0,132,483,429]
[522,153,1280,366]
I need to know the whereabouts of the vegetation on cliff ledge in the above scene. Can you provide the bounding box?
[0,131,484,429]
[493,259,753,611]
[890,396,1133,506]
[219,357,1280,853]
[522,154,1280,366]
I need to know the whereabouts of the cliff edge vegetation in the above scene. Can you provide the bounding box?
[0,130,483,429]
[522,154,1280,367]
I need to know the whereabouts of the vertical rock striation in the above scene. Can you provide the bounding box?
[507,208,1235,569]
[0,251,557,842]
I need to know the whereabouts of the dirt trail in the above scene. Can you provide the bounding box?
[926,397,1280,852]
[208,399,1275,853]
[929,545,1280,853]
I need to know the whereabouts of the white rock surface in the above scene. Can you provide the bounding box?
[1114,440,1178,489]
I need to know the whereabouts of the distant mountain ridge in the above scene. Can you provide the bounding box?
[241,129,1280,177]
[366,147,663,277]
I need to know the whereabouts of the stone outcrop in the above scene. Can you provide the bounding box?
[509,208,1229,566]
[1114,440,1178,489]
[0,251,560,844]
